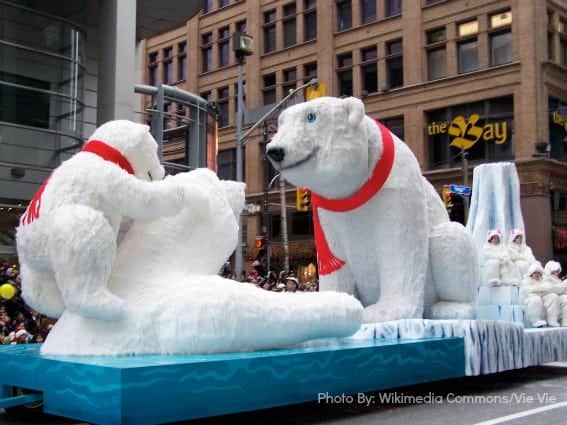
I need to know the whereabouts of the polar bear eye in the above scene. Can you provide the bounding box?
[306,112,317,123]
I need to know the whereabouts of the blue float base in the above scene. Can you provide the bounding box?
[0,338,464,425]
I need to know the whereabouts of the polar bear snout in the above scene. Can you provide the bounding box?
[266,146,286,163]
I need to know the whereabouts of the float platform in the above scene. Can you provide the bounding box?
[0,337,465,425]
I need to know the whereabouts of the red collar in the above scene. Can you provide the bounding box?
[82,140,135,175]
[311,120,395,275]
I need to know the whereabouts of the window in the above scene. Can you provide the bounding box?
[361,0,376,24]
[264,10,277,53]
[562,38,567,66]
[458,39,479,73]
[163,47,173,84]
[382,116,404,140]
[361,46,377,94]
[148,52,158,85]
[217,86,230,127]
[218,26,230,67]
[219,0,229,8]
[0,72,50,128]
[177,42,186,81]
[283,3,297,48]
[426,27,447,80]
[201,32,213,72]
[385,0,401,17]
[549,97,567,160]
[200,91,212,101]
[490,10,512,28]
[457,20,479,73]
[263,73,277,105]
[217,148,245,180]
[304,0,317,41]
[386,39,403,89]
[203,0,213,13]
[489,11,512,66]
[336,0,352,31]
[234,81,246,114]
[236,20,247,33]
[337,52,353,96]
[303,62,317,83]
[427,96,514,169]
[458,20,479,37]
[283,68,297,95]
[291,212,313,236]
[490,31,512,66]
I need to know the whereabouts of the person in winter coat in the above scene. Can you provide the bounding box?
[507,229,535,279]
[521,261,559,328]
[545,260,567,326]
[483,229,519,285]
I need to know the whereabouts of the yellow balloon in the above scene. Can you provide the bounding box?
[0,283,16,300]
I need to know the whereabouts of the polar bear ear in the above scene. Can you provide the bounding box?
[343,97,365,127]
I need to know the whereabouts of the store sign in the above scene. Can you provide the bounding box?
[427,114,508,150]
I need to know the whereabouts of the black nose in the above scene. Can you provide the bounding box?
[267,147,286,162]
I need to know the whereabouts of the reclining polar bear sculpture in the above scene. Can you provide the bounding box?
[41,168,363,355]
[266,97,479,322]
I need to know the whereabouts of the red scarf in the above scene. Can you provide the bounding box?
[311,121,395,275]
[20,140,135,226]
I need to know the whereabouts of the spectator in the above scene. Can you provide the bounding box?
[285,277,299,293]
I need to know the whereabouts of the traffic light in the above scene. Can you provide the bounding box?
[296,187,311,212]
[255,236,265,249]
[441,185,453,213]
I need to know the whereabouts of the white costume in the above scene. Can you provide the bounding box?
[507,229,535,279]
[483,230,519,285]
[521,262,559,327]
[545,260,567,326]
[266,96,478,322]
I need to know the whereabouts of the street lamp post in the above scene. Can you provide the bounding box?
[233,32,253,281]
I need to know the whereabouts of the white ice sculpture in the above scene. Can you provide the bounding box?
[40,166,363,355]
[467,162,525,252]
[266,97,479,323]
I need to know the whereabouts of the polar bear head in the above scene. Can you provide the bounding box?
[266,97,376,199]
[87,120,165,182]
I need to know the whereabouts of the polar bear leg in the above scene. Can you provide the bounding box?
[426,222,477,319]
[47,205,126,321]
[319,266,356,295]
[20,263,64,319]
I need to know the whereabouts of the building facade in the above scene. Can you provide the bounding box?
[143,0,567,275]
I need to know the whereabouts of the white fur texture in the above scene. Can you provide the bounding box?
[16,120,197,321]
[41,168,363,355]
[267,97,479,322]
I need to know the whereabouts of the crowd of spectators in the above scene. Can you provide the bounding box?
[0,259,54,345]
[220,260,319,292]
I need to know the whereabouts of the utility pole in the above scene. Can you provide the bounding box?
[232,32,253,281]
[279,177,290,274]
[462,147,469,222]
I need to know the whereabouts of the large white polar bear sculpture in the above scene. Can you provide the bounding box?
[41,169,363,355]
[266,97,479,322]
[16,121,203,321]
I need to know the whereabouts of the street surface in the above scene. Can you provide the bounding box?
[1,363,567,425]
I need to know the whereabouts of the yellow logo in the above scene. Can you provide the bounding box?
[428,114,508,150]
[552,111,567,141]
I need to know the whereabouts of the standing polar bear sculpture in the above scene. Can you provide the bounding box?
[267,97,479,322]
[16,120,205,321]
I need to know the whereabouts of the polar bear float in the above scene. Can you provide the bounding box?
[41,168,363,355]
[16,120,203,321]
[266,97,479,322]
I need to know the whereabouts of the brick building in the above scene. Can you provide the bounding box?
[142,0,567,275]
